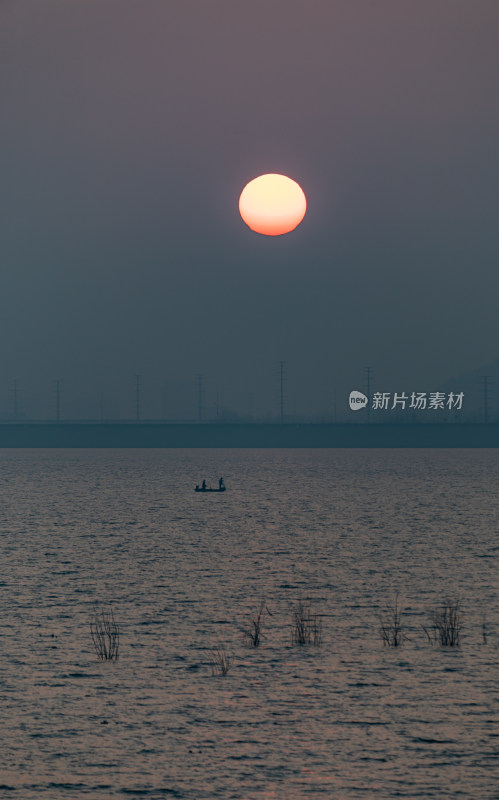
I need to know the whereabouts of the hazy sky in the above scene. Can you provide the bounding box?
[1,0,499,419]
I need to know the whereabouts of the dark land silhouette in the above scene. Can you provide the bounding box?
[0,422,498,448]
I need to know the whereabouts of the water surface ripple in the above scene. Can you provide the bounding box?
[0,448,497,799]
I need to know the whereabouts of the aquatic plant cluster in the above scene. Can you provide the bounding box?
[90,606,120,661]
[378,595,468,649]
[91,594,485,675]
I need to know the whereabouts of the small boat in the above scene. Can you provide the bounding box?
[195,485,226,493]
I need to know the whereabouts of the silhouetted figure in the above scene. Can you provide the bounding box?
[219,477,225,490]
[202,480,207,490]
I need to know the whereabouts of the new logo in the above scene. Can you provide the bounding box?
[349,391,368,410]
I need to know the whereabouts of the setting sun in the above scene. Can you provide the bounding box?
[239,173,307,236]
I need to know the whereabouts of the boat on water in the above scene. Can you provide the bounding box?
[195,478,226,493]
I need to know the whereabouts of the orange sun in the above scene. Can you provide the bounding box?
[239,173,307,236]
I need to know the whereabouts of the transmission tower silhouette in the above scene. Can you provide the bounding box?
[135,374,141,421]
[482,375,492,423]
[13,378,18,420]
[197,374,204,421]
[364,366,372,424]
[278,361,286,422]
[54,380,62,422]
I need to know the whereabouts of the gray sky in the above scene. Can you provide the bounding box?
[1,0,499,419]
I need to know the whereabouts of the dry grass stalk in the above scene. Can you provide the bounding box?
[291,599,323,647]
[423,597,462,647]
[90,606,120,661]
[210,644,232,676]
[481,612,488,645]
[378,593,404,647]
[242,600,272,647]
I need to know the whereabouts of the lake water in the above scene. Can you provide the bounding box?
[0,448,498,799]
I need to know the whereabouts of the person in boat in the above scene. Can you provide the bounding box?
[202,479,207,490]
[218,477,225,490]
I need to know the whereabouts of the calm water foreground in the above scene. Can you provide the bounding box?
[0,448,498,800]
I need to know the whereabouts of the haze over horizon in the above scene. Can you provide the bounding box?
[2,1,499,420]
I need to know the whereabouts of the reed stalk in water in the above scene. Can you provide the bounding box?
[291,599,323,646]
[242,600,272,647]
[90,606,120,661]
[423,596,462,647]
[210,643,232,676]
[378,592,404,647]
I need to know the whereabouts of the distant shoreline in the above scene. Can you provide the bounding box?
[0,422,498,448]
